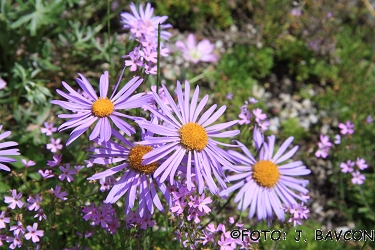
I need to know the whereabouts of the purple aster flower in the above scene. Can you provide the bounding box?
[220,136,311,224]
[351,171,365,185]
[51,71,150,145]
[40,122,57,136]
[0,125,20,172]
[51,185,68,201]
[47,154,62,167]
[25,223,44,243]
[58,164,77,182]
[87,131,172,218]
[4,190,24,209]
[21,159,36,168]
[0,211,10,229]
[121,2,172,40]
[176,34,217,64]
[137,80,240,194]
[355,158,368,170]
[338,120,354,135]
[46,137,62,153]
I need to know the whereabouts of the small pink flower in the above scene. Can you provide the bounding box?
[46,138,63,153]
[58,164,77,182]
[25,223,44,243]
[21,159,36,168]
[338,120,354,135]
[340,160,354,173]
[351,171,365,185]
[4,190,24,209]
[51,185,68,201]
[38,169,54,179]
[0,211,10,229]
[356,158,368,170]
[40,122,57,136]
[176,33,217,64]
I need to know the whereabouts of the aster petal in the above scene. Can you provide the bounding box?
[272,136,294,162]
[99,71,109,98]
[76,74,98,100]
[0,131,11,141]
[197,104,217,125]
[150,180,163,212]
[137,122,179,137]
[109,114,134,137]
[160,85,184,123]
[0,149,20,155]
[184,80,190,124]
[61,81,92,105]
[56,89,92,107]
[205,120,239,132]
[207,130,240,138]
[0,163,10,171]
[153,145,182,178]
[111,77,142,104]
[201,105,226,128]
[274,146,299,164]
[278,161,303,169]
[189,85,200,121]
[192,94,209,123]
[0,142,18,149]
[66,128,88,146]
[186,151,193,190]
[141,141,179,165]
[88,163,128,180]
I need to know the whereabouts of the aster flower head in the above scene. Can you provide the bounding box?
[220,135,311,224]
[137,80,240,194]
[0,125,20,172]
[87,129,172,218]
[51,71,150,145]
[121,2,172,41]
[176,34,217,64]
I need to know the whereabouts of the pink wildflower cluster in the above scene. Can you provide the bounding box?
[125,210,156,229]
[170,181,212,224]
[238,98,269,130]
[176,217,254,249]
[315,134,333,158]
[121,2,171,75]
[82,203,120,234]
[284,202,310,227]
[4,221,44,248]
[340,158,367,185]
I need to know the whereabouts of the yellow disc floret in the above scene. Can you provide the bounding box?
[128,145,158,174]
[91,98,114,118]
[178,122,208,151]
[252,160,280,188]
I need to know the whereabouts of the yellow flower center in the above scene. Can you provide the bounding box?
[91,98,114,118]
[128,145,158,174]
[178,122,208,151]
[252,160,280,188]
